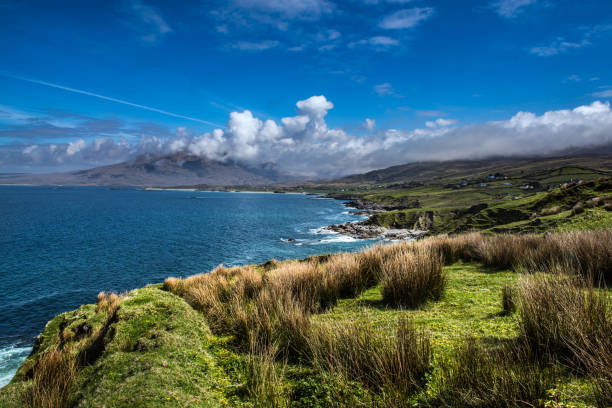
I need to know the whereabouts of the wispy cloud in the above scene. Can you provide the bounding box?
[123,0,173,43]
[348,36,399,50]
[491,0,537,18]
[530,24,612,57]
[379,7,434,30]
[593,89,612,98]
[373,82,403,97]
[2,74,222,127]
[231,40,279,50]
[530,38,589,57]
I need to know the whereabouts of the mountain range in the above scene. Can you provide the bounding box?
[0,153,296,186]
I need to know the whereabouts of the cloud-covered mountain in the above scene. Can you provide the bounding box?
[3,96,612,178]
[0,153,296,186]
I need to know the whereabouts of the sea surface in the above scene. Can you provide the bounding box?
[0,186,374,387]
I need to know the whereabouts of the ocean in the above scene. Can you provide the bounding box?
[0,186,373,387]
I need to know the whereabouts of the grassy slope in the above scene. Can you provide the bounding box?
[0,286,246,408]
[2,263,602,407]
[364,177,612,234]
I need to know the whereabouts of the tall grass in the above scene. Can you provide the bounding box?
[418,230,612,283]
[24,348,76,408]
[434,338,555,408]
[246,340,288,408]
[307,317,431,403]
[163,229,611,406]
[381,246,445,308]
[517,273,611,407]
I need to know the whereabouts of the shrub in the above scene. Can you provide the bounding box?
[307,317,431,401]
[381,246,445,308]
[571,201,585,215]
[434,338,555,408]
[24,348,76,408]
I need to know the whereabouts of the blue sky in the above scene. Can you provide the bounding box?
[1,0,612,175]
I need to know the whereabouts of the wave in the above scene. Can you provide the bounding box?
[0,344,31,388]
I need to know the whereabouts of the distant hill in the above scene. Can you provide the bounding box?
[0,153,297,186]
[329,154,612,185]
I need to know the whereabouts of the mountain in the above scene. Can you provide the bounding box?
[0,153,297,186]
[327,153,612,185]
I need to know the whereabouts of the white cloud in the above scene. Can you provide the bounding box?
[425,118,458,128]
[348,36,399,50]
[125,0,172,43]
[592,89,612,98]
[7,99,612,177]
[491,0,537,18]
[530,38,589,57]
[231,0,333,19]
[530,25,611,57]
[364,118,376,131]
[66,139,87,156]
[373,82,403,97]
[379,7,434,30]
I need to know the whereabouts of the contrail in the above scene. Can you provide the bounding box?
[1,73,224,128]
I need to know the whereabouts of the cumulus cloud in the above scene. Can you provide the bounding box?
[3,98,612,177]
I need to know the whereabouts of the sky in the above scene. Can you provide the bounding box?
[1,0,612,176]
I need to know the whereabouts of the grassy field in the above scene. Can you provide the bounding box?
[3,231,610,407]
[280,155,612,235]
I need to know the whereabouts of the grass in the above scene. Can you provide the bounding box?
[2,230,610,407]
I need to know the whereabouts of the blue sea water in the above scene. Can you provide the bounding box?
[0,186,373,387]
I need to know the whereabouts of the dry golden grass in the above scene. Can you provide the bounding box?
[24,348,76,408]
[95,291,124,315]
[381,245,445,308]
[162,229,611,404]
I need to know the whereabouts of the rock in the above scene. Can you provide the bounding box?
[325,222,426,240]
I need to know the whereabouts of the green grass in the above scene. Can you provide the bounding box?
[2,262,604,407]
[0,286,248,408]
[315,263,518,354]
[363,178,612,234]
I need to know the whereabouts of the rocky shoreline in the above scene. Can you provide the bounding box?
[325,221,426,240]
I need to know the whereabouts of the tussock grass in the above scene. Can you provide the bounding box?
[96,291,124,315]
[308,317,431,402]
[381,246,446,308]
[517,273,611,406]
[501,284,516,315]
[160,229,611,406]
[246,340,289,408]
[24,348,76,408]
[434,338,555,408]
